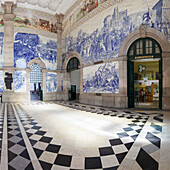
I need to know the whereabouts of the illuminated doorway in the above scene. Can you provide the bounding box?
[127,38,162,109]
[30,63,42,101]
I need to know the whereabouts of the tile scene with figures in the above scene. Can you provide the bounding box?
[0,101,168,169]
[63,0,170,67]
[14,32,57,70]
[83,61,119,94]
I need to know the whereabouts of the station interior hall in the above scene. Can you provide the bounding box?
[0,0,169,169]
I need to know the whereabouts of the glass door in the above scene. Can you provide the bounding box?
[134,60,160,108]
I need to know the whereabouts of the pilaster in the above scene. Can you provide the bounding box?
[42,68,47,94]
[1,2,16,101]
[56,13,64,96]
[2,2,16,67]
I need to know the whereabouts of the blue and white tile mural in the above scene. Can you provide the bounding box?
[0,71,4,92]
[14,71,26,92]
[63,0,170,65]
[14,33,57,70]
[46,72,57,92]
[0,32,4,68]
[83,61,119,93]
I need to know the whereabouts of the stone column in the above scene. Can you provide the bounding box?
[2,2,16,102]
[63,70,70,100]
[2,2,16,67]
[42,68,46,101]
[56,13,64,100]
[119,56,128,108]
[26,68,30,101]
[162,52,170,110]
[80,67,83,94]
[161,0,170,110]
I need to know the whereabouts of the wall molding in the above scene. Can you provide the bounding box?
[14,27,57,39]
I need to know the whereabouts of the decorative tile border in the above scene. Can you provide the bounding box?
[0,7,57,23]
[64,0,82,18]
[14,27,57,39]
[15,7,57,23]
[63,0,123,37]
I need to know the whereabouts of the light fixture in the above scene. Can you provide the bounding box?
[138,64,145,73]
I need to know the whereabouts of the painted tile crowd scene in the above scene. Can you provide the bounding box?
[83,61,119,93]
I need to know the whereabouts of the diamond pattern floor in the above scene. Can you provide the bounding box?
[0,102,167,169]
[0,104,4,163]
[7,104,34,170]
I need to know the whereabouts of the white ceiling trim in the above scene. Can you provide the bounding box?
[0,0,78,14]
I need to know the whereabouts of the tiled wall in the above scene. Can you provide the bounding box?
[63,0,170,94]
[0,32,4,68]
[63,0,170,65]
[0,71,3,92]
[14,32,57,70]
[14,71,26,92]
[83,61,119,93]
[0,6,59,98]
[46,72,57,92]
[13,32,57,93]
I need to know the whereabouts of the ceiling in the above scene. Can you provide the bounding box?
[1,0,77,14]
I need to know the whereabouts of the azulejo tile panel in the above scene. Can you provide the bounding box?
[0,71,4,92]
[83,61,119,93]
[14,32,57,70]
[63,0,123,34]
[46,72,57,92]
[63,0,170,65]
[0,32,4,68]
[14,71,26,92]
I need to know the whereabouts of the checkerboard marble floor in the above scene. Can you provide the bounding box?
[0,102,169,169]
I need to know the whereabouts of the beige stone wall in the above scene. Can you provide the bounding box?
[2,2,16,102]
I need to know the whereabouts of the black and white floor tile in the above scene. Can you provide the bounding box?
[0,101,168,169]
[7,104,34,169]
[0,104,4,164]
[15,102,154,169]
[136,113,163,170]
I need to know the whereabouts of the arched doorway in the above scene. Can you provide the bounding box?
[67,57,80,101]
[127,38,162,109]
[30,63,42,101]
[119,25,170,110]
[63,51,83,101]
